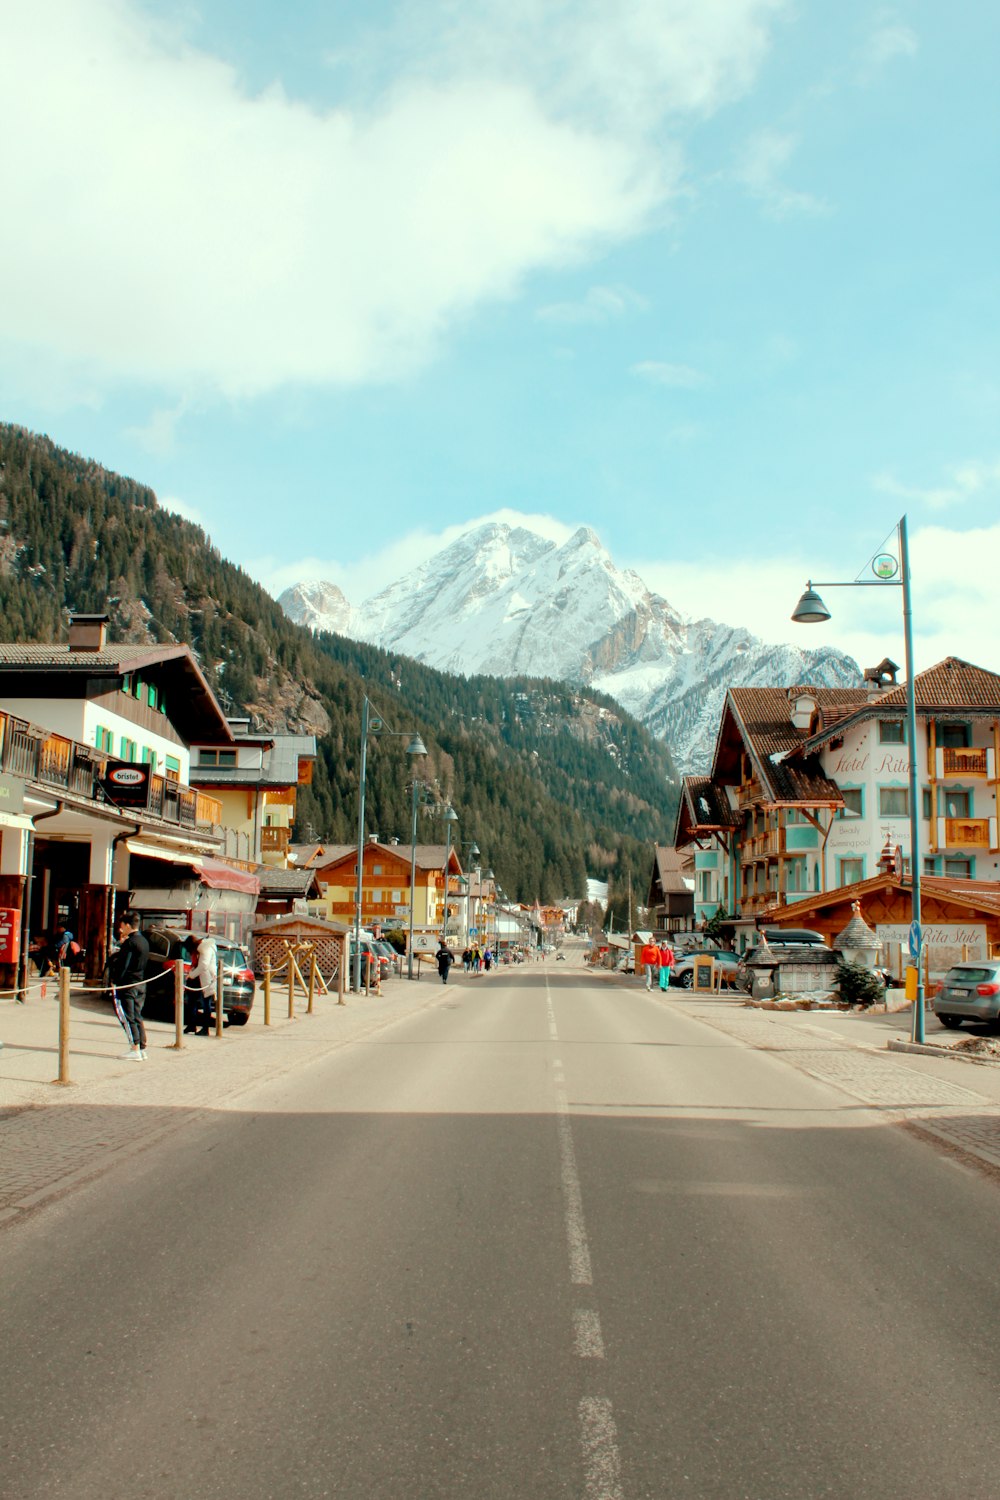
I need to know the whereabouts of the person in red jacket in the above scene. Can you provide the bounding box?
[639,939,659,990]
[657,940,675,991]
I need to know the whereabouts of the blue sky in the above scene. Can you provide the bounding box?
[3,1,998,674]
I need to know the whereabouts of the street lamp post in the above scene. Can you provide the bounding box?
[461,841,480,947]
[482,868,494,951]
[353,694,426,993]
[791,513,924,1042]
[440,806,458,944]
[406,773,433,981]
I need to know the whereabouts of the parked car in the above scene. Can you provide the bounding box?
[670,948,741,989]
[142,926,256,1025]
[372,939,399,975]
[932,961,1000,1030]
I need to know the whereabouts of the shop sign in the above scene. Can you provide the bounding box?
[100,761,152,808]
[0,774,24,815]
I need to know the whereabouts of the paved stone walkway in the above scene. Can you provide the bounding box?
[687,1002,1000,1170]
[0,976,454,1227]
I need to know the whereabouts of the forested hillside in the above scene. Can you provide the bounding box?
[0,423,678,903]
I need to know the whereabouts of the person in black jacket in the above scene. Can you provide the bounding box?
[109,912,150,1061]
[435,942,454,984]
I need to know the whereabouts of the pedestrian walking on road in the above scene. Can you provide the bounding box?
[658,940,675,991]
[109,912,150,1060]
[640,939,659,990]
[436,942,454,984]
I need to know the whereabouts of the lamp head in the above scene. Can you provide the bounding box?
[791,584,832,624]
[443,805,458,824]
[406,734,428,757]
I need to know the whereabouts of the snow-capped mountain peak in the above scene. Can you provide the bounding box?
[277,518,861,770]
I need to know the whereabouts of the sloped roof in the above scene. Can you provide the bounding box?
[310,842,463,875]
[760,871,1000,922]
[673,776,742,849]
[254,865,321,896]
[715,687,860,805]
[867,657,1000,711]
[795,658,1000,757]
[0,641,233,743]
[651,845,694,894]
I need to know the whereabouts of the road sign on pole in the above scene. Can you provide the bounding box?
[908,921,922,961]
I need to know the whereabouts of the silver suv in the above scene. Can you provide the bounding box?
[932,961,1000,1030]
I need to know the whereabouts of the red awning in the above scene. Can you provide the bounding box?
[197,860,261,895]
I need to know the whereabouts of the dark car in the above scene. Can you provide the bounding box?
[932,961,1000,1030]
[142,926,256,1025]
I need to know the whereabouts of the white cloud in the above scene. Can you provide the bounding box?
[159,494,207,526]
[2,0,786,402]
[637,521,1000,677]
[537,284,647,325]
[873,459,1000,511]
[126,400,190,456]
[736,128,829,218]
[861,15,919,79]
[631,360,707,388]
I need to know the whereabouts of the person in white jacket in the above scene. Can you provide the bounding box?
[188,935,218,1035]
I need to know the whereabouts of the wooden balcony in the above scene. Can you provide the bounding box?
[743,829,783,861]
[741,891,782,916]
[0,711,221,832]
[737,782,762,808]
[944,817,990,849]
[943,747,988,777]
[196,790,223,825]
[261,825,291,852]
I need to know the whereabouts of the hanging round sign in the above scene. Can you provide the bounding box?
[872,554,899,579]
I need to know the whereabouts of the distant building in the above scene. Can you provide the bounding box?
[188,718,317,867]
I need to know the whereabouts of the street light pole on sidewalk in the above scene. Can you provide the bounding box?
[792,513,924,1043]
[353,695,426,994]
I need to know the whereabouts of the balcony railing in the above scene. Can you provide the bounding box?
[738,782,762,808]
[261,826,291,852]
[0,711,219,833]
[943,748,988,776]
[944,817,991,849]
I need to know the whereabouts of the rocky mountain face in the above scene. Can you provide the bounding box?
[279,522,862,772]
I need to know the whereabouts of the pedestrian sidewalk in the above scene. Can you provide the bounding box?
[671,990,1000,1172]
[0,970,457,1228]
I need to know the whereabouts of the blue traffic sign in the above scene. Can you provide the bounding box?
[908,921,923,961]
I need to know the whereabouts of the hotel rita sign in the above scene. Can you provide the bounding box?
[100,761,152,809]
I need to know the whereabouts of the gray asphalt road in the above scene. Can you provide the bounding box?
[4,967,1000,1499]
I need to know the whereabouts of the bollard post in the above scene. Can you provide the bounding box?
[216,964,224,1037]
[288,954,295,1020]
[264,958,272,1026]
[172,960,184,1049]
[54,966,71,1085]
[338,945,346,1005]
[308,954,316,1014]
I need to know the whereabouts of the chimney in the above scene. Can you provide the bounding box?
[864,657,900,700]
[787,686,818,732]
[67,613,109,652]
